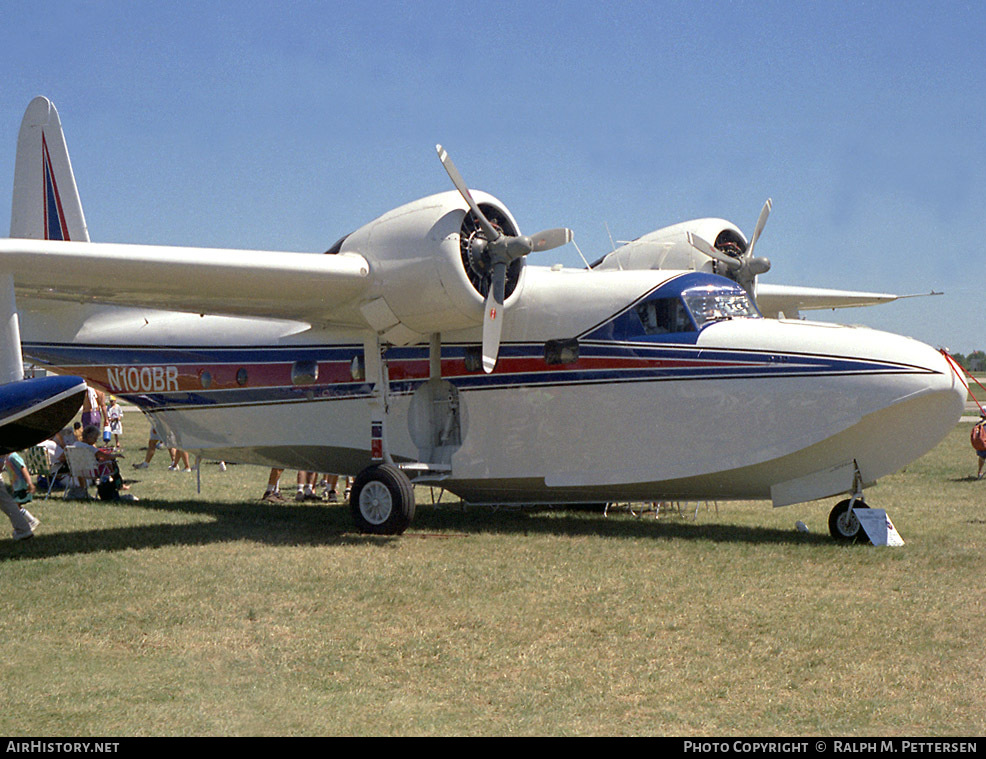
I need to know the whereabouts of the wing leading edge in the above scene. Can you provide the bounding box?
[0,238,371,326]
[755,283,900,319]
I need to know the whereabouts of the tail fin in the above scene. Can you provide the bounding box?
[10,96,89,242]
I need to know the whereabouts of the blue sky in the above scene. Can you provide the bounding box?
[1,0,983,352]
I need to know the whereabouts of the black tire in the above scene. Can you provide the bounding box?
[828,499,871,544]
[350,464,416,535]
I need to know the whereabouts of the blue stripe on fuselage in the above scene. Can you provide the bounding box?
[22,339,934,413]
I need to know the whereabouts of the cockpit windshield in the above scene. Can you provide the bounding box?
[681,284,760,329]
[588,273,762,344]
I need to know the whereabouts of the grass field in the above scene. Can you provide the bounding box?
[2,410,984,736]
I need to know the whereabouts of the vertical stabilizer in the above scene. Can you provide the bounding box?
[10,96,89,242]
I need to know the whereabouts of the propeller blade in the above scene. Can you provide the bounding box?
[687,232,740,270]
[436,145,500,242]
[746,198,772,259]
[529,227,574,252]
[435,145,573,373]
[481,261,507,373]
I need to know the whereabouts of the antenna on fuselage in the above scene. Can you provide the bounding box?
[604,221,617,252]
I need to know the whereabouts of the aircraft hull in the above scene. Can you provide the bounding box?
[22,316,965,507]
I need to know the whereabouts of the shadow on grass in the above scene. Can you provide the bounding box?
[0,496,830,562]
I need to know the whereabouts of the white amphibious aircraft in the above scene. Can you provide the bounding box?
[0,97,966,540]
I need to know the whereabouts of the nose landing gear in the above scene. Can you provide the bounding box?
[828,498,871,543]
[827,462,872,544]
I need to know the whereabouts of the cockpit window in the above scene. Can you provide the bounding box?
[582,273,761,345]
[681,285,760,329]
[634,298,695,335]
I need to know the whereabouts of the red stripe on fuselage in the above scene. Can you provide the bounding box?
[49,352,756,396]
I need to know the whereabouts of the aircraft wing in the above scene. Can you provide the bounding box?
[755,283,900,319]
[0,238,371,326]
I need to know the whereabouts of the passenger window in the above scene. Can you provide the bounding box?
[544,338,579,365]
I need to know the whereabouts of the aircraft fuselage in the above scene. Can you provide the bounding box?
[20,267,965,507]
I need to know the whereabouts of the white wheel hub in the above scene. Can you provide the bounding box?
[837,510,860,537]
[359,481,393,525]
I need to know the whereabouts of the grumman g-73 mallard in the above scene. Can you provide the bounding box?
[0,97,965,541]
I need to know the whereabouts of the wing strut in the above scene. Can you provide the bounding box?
[1,273,24,384]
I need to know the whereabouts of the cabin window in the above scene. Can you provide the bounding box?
[681,286,760,329]
[464,346,483,373]
[291,360,319,385]
[350,355,365,381]
[236,368,249,387]
[544,338,579,365]
[634,297,695,335]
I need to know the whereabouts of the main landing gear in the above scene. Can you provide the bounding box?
[350,332,456,536]
[350,463,416,535]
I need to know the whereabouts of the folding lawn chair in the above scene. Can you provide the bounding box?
[63,445,100,500]
[22,445,51,476]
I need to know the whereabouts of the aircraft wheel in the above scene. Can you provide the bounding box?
[350,464,415,535]
[828,499,871,544]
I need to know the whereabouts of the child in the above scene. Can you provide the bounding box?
[4,451,36,504]
[107,396,124,449]
[1,454,39,540]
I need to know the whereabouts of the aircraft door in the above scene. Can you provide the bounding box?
[407,378,465,468]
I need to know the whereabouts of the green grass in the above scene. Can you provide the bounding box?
[2,412,984,736]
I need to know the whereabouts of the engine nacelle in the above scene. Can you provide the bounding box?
[331,190,524,345]
[592,218,748,279]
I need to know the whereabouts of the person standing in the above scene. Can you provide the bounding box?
[106,396,124,449]
[133,422,164,469]
[295,471,319,501]
[973,414,986,480]
[81,384,107,430]
[168,448,192,473]
[262,468,285,502]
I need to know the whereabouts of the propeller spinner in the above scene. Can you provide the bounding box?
[436,145,573,373]
[688,198,773,300]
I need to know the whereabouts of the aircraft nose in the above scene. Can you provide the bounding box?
[861,328,966,413]
[890,332,965,399]
[844,328,966,482]
[927,343,969,416]
[742,320,966,485]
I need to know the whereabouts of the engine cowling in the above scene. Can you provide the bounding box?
[592,218,747,277]
[329,190,524,345]
[592,198,772,304]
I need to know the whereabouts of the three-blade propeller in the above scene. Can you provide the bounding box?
[687,198,773,300]
[437,145,573,373]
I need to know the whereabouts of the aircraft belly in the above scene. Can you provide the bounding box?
[443,364,962,504]
[147,396,394,473]
[442,384,962,504]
